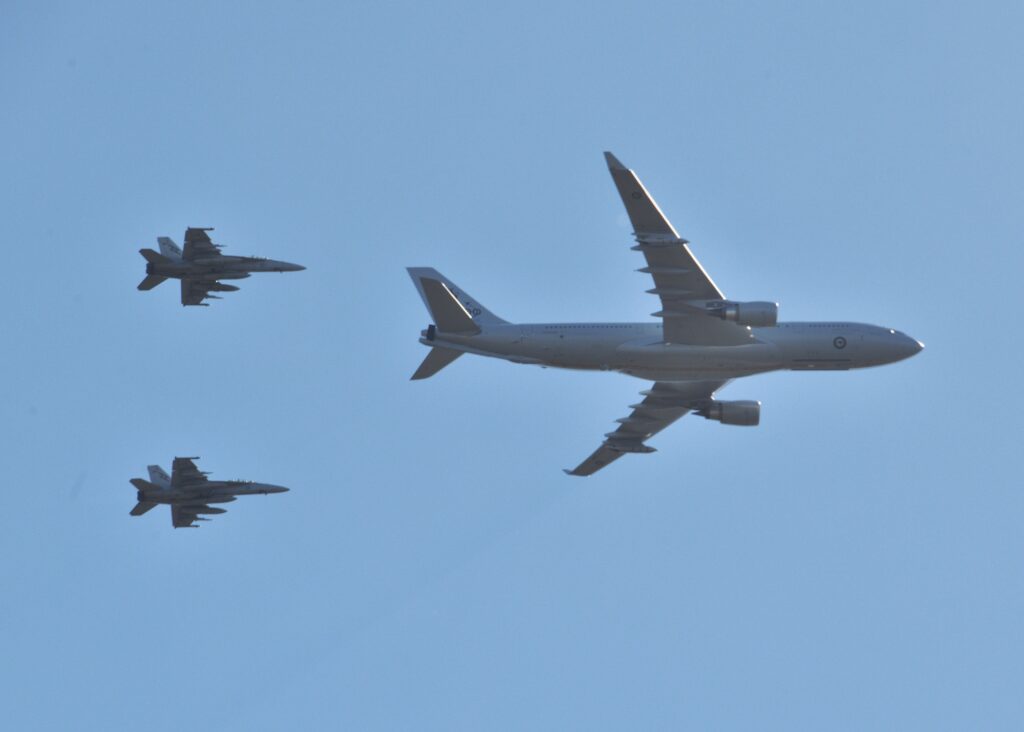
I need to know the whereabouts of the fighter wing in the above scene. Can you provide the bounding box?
[604,152,750,346]
[171,457,209,488]
[171,504,222,528]
[180,278,234,306]
[182,227,222,261]
[565,380,728,476]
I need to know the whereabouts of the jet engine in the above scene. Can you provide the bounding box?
[697,399,761,426]
[707,301,779,327]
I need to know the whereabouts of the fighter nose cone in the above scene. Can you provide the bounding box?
[285,263,305,272]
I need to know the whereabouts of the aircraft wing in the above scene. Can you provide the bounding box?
[171,457,208,488]
[180,278,233,306]
[182,227,222,261]
[171,504,220,528]
[604,152,750,346]
[565,380,728,476]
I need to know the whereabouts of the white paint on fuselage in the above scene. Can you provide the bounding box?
[424,321,922,382]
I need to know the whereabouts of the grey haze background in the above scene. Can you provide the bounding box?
[2,1,1021,729]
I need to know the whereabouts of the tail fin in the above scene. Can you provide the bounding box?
[157,237,183,259]
[418,278,481,334]
[137,274,167,291]
[129,477,161,516]
[407,268,507,327]
[411,346,463,380]
[147,465,171,488]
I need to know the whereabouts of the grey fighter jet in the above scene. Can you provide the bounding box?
[129,457,289,528]
[137,227,305,306]
[408,152,924,476]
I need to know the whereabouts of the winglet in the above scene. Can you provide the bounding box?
[604,151,627,171]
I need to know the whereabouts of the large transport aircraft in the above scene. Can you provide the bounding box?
[408,152,924,476]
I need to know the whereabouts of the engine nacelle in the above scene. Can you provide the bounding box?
[707,301,779,327]
[699,399,761,426]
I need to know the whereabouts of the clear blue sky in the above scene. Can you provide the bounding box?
[2,1,1022,729]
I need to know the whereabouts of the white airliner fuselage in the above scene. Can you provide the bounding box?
[425,321,921,382]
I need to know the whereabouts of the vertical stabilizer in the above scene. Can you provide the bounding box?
[418,278,482,334]
[407,268,507,326]
[157,237,183,259]
[147,465,171,488]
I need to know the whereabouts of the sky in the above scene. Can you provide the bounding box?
[1,1,1022,729]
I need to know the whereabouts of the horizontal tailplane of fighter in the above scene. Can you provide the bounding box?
[407,152,924,476]
[137,227,305,306]
[129,457,289,528]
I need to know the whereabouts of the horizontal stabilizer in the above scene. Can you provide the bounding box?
[411,346,463,380]
[137,274,167,291]
[130,501,158,516]
[420,278,482,334]
[130,478,158,491]
[139,249,172,265]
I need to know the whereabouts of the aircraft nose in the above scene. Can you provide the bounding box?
[285,263,305,272]
[257,483,289,494]
[899,334,924,360]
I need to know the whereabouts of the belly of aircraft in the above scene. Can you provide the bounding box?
[538,339,783,380]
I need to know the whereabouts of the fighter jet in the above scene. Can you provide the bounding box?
[129,457,289,528]
[407,152,924,476]
[137,227,305,306]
